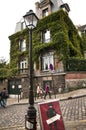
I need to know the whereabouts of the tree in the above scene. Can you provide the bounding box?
[0,57,9,79]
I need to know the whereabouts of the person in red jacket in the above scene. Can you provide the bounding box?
[44,83,51,99]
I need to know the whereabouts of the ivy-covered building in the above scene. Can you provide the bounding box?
[8,0,84,97]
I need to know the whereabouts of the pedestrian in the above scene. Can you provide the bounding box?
[44,83,51,99]
[39,86,44,99]
[37,84,43,99]
[36,84,40,99]
[1,88,9,108]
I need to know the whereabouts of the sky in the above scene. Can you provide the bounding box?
[0,0,86,62]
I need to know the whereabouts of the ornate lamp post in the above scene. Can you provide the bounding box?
[23,10,38,130]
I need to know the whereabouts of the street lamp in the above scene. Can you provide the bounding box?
[23,10,39,130]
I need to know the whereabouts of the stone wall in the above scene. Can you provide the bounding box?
[34,73,66,94]
[65,72,86,89]
[21,77,29,98]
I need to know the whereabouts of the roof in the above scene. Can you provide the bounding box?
[78,24,86,32]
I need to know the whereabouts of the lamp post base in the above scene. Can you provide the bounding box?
[25,106,37,130]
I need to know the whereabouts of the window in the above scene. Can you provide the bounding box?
[42,30,50,43]
[41,53,54,71]
[21,22,26,30]
[19,59,27,69]
[84,27,86,33]
[19,39,26,52]
[42,8,48,17]
[19,59,28,74]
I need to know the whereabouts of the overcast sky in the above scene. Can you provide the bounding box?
[0,0,86,62]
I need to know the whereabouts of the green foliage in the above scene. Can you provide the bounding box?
[8,9,85,76]
[0,62,9,79]
[33,9,83,64]
[65,58,86,71]
[8,68,18,78]
[81,33,86,52]
[8,29,29,77]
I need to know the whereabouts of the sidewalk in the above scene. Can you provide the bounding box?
[1,88,86,130]
[7,88,86,106]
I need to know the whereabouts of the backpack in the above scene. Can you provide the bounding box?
[1,91,9,99]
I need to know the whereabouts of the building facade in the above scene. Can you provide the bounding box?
[8,0,85,98]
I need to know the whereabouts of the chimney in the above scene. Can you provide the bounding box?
[35,2,40,14]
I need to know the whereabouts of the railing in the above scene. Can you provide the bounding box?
[18,68,28,75]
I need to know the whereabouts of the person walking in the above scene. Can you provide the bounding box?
[39,86,44,99]
[37,84,40,98]
[1,88,9,108]
[44,83,51,99]
[37,84,43,99]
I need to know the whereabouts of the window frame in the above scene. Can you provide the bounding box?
[19,59,28,69]
[42,29,50,43]
[19,39,26,52]
[42,8,48,17]
[41,52,54,71]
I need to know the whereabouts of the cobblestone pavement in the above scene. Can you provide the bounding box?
[60,96,86,130]
[0,96,86,130]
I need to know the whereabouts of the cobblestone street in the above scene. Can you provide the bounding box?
[0,105,27,129]
[0,96,86,130]
[60,96,86,130]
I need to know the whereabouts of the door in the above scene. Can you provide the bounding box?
[8,79,21,95]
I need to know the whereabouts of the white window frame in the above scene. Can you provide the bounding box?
[21,22,26,30]
[19,59,27,69]
[19,39,26,52]
[42,53,54,71]
[42,8,48,17]
[42,29,50,43]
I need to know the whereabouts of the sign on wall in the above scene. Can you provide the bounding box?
[38,99,65,130]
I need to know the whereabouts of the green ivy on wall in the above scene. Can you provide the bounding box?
[3,9,85,78]
[33,9,83,64]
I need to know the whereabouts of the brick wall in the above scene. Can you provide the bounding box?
[65,72,86,89]
[65,72,86,79]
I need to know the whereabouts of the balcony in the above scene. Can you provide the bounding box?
[18,68,28,75]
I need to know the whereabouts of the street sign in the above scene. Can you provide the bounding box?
[38,99,65,130]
